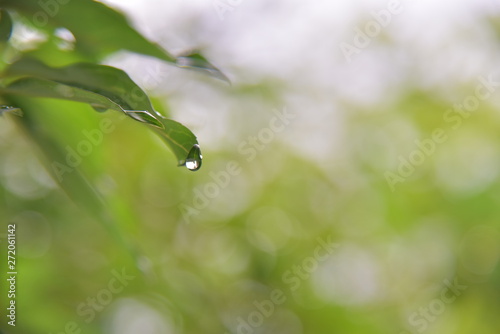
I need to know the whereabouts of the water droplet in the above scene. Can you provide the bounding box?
[124,110,165,129]
[0,105,22,116]
[91,105,108,113]
[184,144,202,171]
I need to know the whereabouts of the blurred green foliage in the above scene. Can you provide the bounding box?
[0,1,500,334]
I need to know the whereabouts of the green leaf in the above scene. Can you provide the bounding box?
[125,110,164,129]
[0,9,13,43]
[177,51,230,83]
[1,0,228,82]
[0,0,176,62]
[151,118,199,167]
[0,77,123,112]
[1,58,200,168]
[4,57,157,113]
[4,96,142,264]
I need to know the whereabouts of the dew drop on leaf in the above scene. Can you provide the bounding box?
[0,105,22,116]
[91,105,108,113]
[185,144,202,171]
[124,110,165,129]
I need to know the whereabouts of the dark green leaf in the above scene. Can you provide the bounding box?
[125,110,165,129]
[2,0,228,82]
[0,0,175,62]
[1,58,200,168]
[177,51,230,83]
[0,77,123,112]
[4,57,155,113]
[152,118,199,167]
[0,9,13,43]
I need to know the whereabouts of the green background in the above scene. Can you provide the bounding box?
[1,0,500,333]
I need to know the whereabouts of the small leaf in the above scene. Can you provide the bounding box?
[177,51,230,83]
